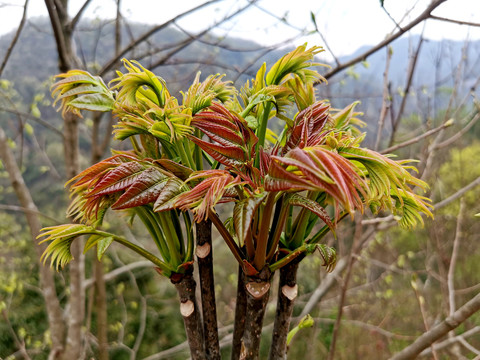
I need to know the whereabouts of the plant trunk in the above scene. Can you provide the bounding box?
[172,272,205,360]
[0,127,66,358]
[231,265,247,360]
[240,267,272,360]
[196,219,220,360]
[95,258,109,360]
[269,260,300,360]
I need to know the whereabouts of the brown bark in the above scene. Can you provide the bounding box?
[196,220,220,360]
[91,112,109,360]
[268,260,300,360]
[95,259,109,360]
[240,267,272,360]
[0,127,66,357]
[172,273,206,360]
[231,265,247,360]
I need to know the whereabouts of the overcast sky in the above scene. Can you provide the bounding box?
[1,0,479,58]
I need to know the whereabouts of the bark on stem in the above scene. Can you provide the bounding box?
[172,273,205,360]
[269,260,300,360]
[240,267,272,360]
[196,219,220,360]
[231,265,247,360]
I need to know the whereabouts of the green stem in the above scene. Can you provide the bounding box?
[308,211,349,244]
[157,211,183,266]
[290,191,316,249]
[266,195,291,262]
[183,211,194,262]
[170,210,185,256]
[193,129,203,171]
[208,209,244,266]
[269,246,307,272]
[176,138,194,169]
[254,102,273,168]
[253,192,276,270]
[135,207,170,262]
[95,230,174,274]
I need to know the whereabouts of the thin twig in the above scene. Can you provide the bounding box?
[99,0,222,76]
[390,292,480,360]
[434,177,480,210]
[433,113,480,149]
[69,0,93,31]
[0,0,29,77]
[430,15,480,27]
[375,46,393,151]
[320,0,448,80]
[389,28,426,147]
[0,204,61,223]
[381,119,453,154]
[419,327,480,357]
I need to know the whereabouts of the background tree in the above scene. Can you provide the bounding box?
[0,0,479,358]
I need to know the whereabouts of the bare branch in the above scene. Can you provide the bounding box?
[434,112,480,149]
[69,0,93,31]
[0,126,66,355]
[99,0,222,75]
[419,327,480,357]
[389,29,426,146]
[380,119,453,154]
[148,1,255,71]
[434,177,480,210]
[430,15,480,27]
[375,46,393,150]
[84,260,153,289]
[0,0,29,77]
[321,0,448,80]
[447,199,465,316]
[390,292,480,360]
[44,0,70,72]
[0,204,61,223]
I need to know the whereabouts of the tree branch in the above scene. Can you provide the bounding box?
[321,0,448,80]
[380,119,453,154]
[390,292,480,360]
[434,176,480,209]
[0,0,29,77]
[430,15,480,27]
[99,0,222,75]
[69,0,93,31]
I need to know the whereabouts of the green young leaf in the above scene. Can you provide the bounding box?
[97,236,114,260]
[306,243,337,272]
[38,224,96,270]
[68,93,115,112]
[83,234,115,259]
[266,44,325,86]
[287,314,314,346]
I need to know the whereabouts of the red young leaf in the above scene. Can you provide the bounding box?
[188,136,246,166]
[266,146,367,213]
[233,192,267,244]
[190,102,258,168]
[153,159,193,181]
[87,162,148,197]
[284,102,330,153]
[112,167,173,209]
[174,170,242,221]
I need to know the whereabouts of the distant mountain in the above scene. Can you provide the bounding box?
[1,17,479,141]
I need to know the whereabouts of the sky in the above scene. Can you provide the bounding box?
[1,0,479,59]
